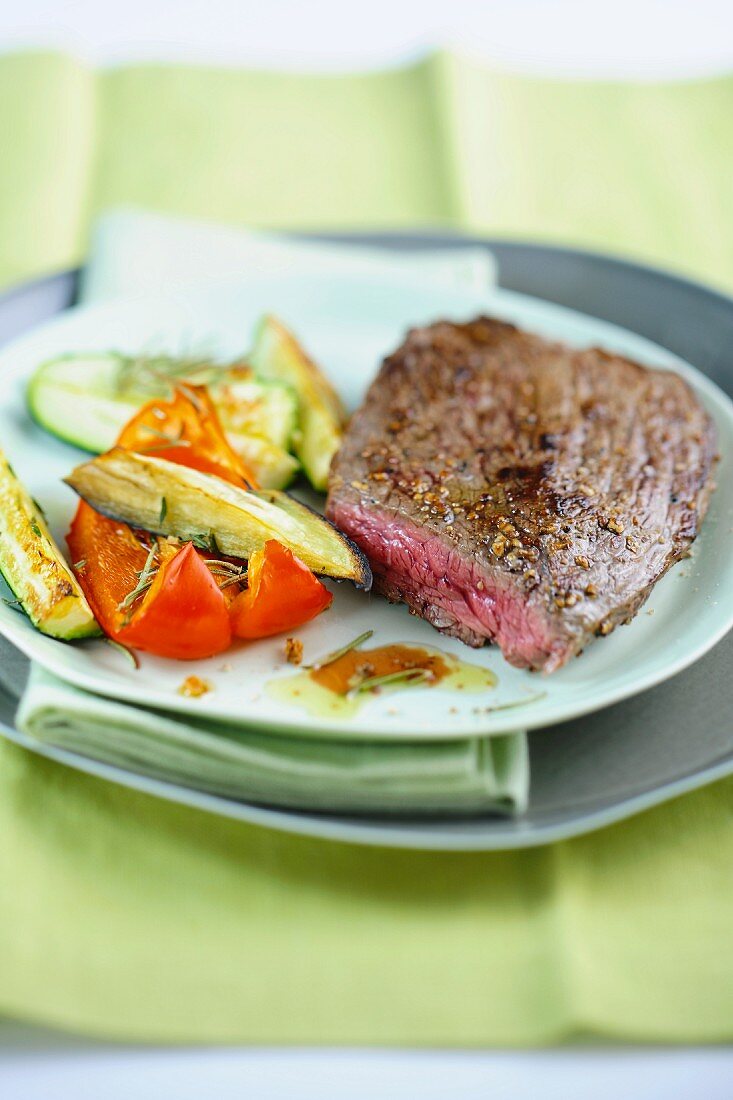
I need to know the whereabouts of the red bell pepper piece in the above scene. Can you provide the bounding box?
[230,540,333,640]
[68,505,232,660]
[120,542,232,660]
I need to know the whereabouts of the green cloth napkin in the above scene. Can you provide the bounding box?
[1,49,733,1045]
[16,667,528,816]
[1,51,732,292]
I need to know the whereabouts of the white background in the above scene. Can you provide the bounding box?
[1,1,732,1096]
[0,0,732,76]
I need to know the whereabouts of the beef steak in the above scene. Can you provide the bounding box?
[326,317,717,672]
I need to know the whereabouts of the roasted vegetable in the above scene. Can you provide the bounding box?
[68,504,232,660]
[0,449,99,639]
[65,449,372,587]
[208,374,298,451]
[230,540,333,639]
[27,352,299,489]
[117,542,232,661]
[231,433,299,490]
[116,385,257,488]
[249,315,345,491]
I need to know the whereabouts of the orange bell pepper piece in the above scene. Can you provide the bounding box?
[230,540,333,640]
[116,383,257,488]
[68,504,232,660]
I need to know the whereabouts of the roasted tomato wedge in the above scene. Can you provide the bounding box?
[230,539,332,639]
[117,384,257,488]
[68,504,232,660]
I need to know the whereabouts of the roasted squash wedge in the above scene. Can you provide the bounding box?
[65,449,371,587]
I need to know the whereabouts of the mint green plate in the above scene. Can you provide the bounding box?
[0,269,731,743]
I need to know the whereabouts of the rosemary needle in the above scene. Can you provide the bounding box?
[306,629,374,671]
[349,668,433,696]
[105,638,140,670]
[118,543,158,613]
[1,597,24,613]
[218,573,247,590]
[482,691,548,713]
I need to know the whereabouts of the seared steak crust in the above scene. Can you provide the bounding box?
[326,317,717,672]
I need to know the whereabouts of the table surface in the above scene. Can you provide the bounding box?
[1,7,732,1091]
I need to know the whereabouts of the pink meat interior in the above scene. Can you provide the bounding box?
[330,502,568,671]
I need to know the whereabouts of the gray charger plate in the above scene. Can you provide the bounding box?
[1,236,732,851]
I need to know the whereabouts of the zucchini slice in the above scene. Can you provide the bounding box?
[208,375,298,452]
[228,433,300,490]
[28,353,145,453]
[249,315,346,492]
[0,449,100,639]
[27,353,299,489]
[65,450,372,588]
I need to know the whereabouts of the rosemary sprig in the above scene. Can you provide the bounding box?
[306,629,374,671]
[349,667,433,696]
[159,497,168,524]
[218,573,247,590]
[105,638,140,670]
[204,559,247,589]
[118,543,158,614]
[114,353,214,397]
[482,691,548,713]
[120,579,156,615]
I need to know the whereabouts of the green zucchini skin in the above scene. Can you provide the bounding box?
[28,353,142,453]
[0,449,100,639]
